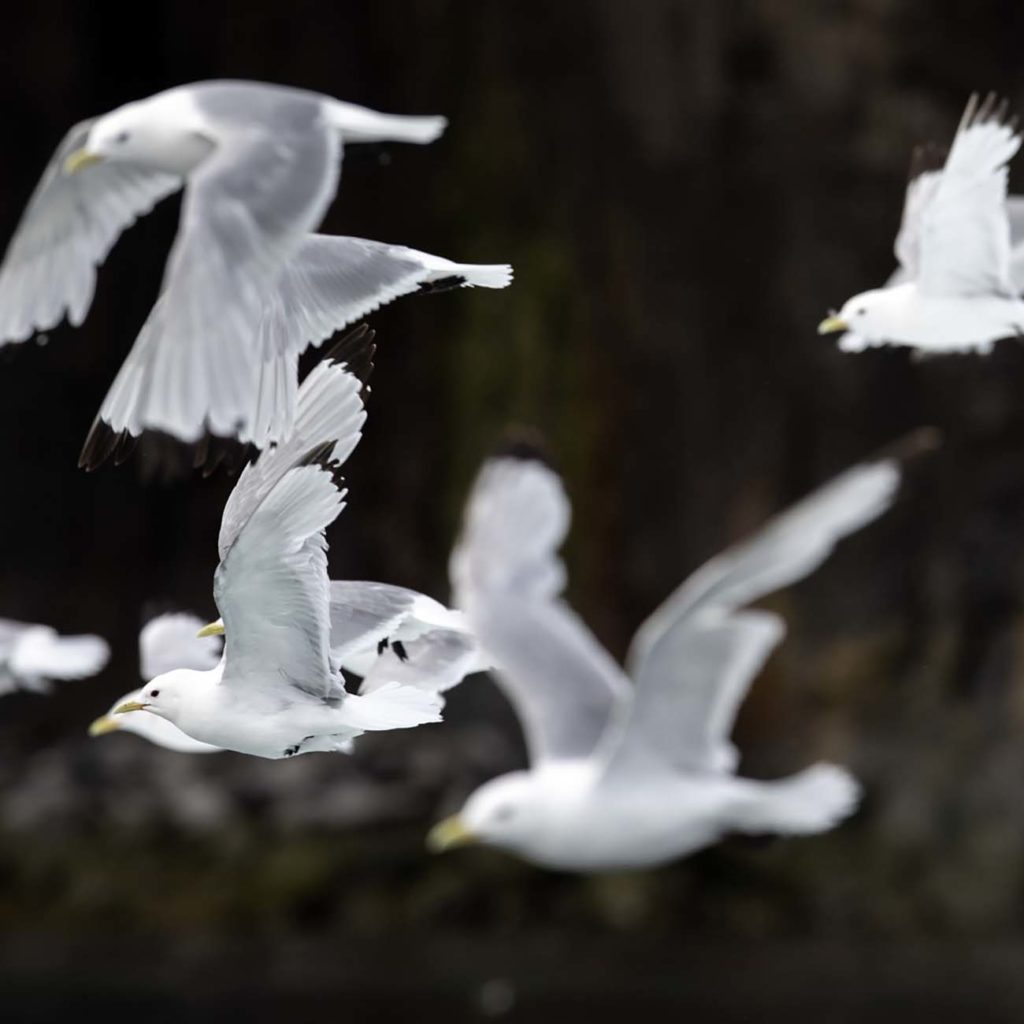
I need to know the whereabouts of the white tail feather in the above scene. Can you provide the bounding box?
[325,101,447,145]
[733,763,861,836]
[339,682,443,731]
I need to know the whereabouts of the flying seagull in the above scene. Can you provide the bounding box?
[92,588,485,754]
[190,322,487,705]
[89,612,224,753]
[110,329,443,757]
[428,443,908,871]
[0,80,508,461]
[819,93,1024,354]
[0,618,109,696]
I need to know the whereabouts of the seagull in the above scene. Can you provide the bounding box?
[110,328,443,758]
[818,93,1024,354]
[0,619,109,696]
[189,321,487,704]
[0,80,509,460]
[89,612,224,753]
[199,581,485,705]
[428,443,908,872]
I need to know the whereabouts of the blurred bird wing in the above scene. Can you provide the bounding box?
[256,235,512,362]
[218,326,371,558]
[452,455,632,765]
[1005,194,1024,291]
[358,626,481,696]
[916,94,1020,297]
[327,581,419,668]
[893,148,945,282]
[0,618,30,657]
[601,458,901,780]
[0,117,181,344]
[9,626,110,682]
[215,456,345,702]
[139,612,223,681]
[89,109,340,447]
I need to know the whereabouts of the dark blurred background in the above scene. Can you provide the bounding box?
[2,1,1024,1021]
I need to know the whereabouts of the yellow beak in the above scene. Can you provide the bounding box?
[88,714,121,737]
[817,315,849,335]
[196,620,225,638]
[426,815,477,853]
[64,148,104,175]
[113,700,149,715]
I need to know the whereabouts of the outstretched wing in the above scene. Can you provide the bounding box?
[915,93,1020,297]
[139,612,223,681]
[216,451,345,702]
[891,141,947,285]
[86,98,339,451]
[256,236,511,361]
[0,118,180,343]
[218,325,372,559]
[600,458,902,781]
[451,449,631,765]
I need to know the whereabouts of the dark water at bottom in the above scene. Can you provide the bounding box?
[0,934,1020,1023]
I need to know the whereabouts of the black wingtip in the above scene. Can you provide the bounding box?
[417,274,466,295]
[323,323,376,392]
[297,440,346,490]
[78,418,121,472]
[492,427,557,470]
[80,416,257,481]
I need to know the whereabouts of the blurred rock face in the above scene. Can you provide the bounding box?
[2,0,1024,946]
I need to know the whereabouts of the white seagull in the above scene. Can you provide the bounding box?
[0,79,510,462]
[89,612,224,753]
[110,330,444,758]
[0,619,109,696]
[428,444,905,872]
[819,93,1024,354]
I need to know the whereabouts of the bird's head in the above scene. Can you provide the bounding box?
[65,96,213,176]
[111,668,197,724]
[427,773,541,855]
[818,287,902,344]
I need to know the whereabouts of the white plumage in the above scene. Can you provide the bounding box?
[0,619,109,696]
[820,93,1024,354]
[89,612,224,753]
[0,80,510,461]
[429,445,906,871]
[110,331,461,758]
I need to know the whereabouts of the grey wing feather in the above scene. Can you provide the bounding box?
[0,118,180,343]
[601,459,900,780]
[893,167,944,284]
[216,461,344,702]
[1006,194,1024,291]
[255,236,512,361]
[328,581,418,666]
[218,347,366,558]
[916,93,1020,298]
[95,109,339,445]
[452,456,631,765]
[256,237,434,359]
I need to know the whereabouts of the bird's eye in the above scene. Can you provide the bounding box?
[149,689,160,698]
[114,131,130,144]
[856,308,866,316]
